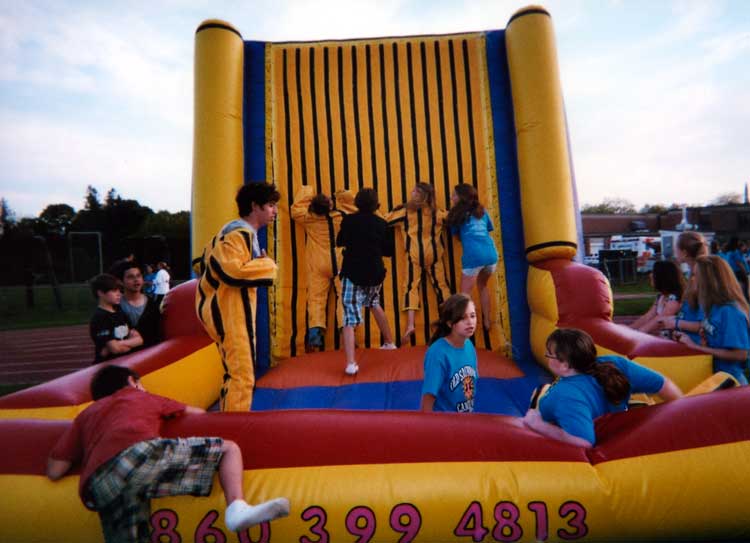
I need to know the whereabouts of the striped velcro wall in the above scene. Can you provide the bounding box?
[264,34,512,361]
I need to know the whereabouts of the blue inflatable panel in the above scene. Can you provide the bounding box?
[253,374,544,416]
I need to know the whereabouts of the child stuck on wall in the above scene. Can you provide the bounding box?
[445,183,499,332]
[291,185,356,350]
[386,182,452,345]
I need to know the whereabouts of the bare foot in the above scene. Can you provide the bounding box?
[400,327,415,345]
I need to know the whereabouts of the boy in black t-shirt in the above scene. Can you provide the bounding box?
[336,188,397,375]
[89,274,143,364]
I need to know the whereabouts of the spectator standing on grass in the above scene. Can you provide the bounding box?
[89,274,143,364]
[143,263,157,298]
[153,261,171,305]
[113,261,161,348]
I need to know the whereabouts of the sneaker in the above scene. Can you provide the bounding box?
[225,498,290,532]
[345,362,359,375]
[380,343,397,350]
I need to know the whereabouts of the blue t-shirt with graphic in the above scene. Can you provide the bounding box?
[537,355,665,445]
[702,303,749,385]
[422,337,478,413]
[450,212,499,269]
[678,300,704,344]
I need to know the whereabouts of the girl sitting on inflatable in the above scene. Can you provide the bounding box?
[672,256,750,385]
[629,260,684,336]
[660,232,709,343]
[522,328,683,447]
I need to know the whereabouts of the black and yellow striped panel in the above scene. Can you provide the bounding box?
[266,34,511,360]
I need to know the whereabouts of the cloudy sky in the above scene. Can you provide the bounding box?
[1,0,748,218]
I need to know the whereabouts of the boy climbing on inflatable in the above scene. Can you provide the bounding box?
[46,365,290,542]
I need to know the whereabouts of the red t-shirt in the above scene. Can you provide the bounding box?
[50,387,186,505]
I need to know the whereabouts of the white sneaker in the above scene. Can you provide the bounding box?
[225,498,290,532]
[380,343,397,350]
[345,362,359,375]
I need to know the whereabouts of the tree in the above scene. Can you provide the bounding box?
[0,197,16,237]
[581,197,637,214]
[105,188,121,207]
[639,203,669,214]
[84,185,102,211]
[138,210,190,239]
[39,203,76,236]
[711,192,742,206]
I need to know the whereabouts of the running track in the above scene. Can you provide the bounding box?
[0,317,637,386]
[0,325,92,384]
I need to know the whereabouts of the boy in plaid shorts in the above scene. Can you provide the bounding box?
[336,187,397,375]
[47,365,290,542]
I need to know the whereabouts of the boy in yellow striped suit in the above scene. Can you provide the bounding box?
[291,186,357,350]
[386,183,452,344]
[194,183,279,411]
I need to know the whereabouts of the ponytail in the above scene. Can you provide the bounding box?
[590,363,630,405]
[547,328,630,406]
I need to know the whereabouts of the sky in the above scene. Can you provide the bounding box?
[0,0,748,219]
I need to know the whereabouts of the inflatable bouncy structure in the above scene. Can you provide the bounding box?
[1,6,749,542]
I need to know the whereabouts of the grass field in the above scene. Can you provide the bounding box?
[0,284,92,331]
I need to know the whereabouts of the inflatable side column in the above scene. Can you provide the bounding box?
[505,6,582,362]
[192,20,245,261]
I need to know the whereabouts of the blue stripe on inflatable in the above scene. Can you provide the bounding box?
[243,40,271,376]
[485,30,539,378]
[253,377,535,416]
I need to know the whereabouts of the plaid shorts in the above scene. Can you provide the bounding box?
[86,437,224,543]
[341,277,381,327]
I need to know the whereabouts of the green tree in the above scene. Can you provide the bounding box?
[84,185,102,211]
[639,203,669,214]
[581,197,637,214]
[138,210,190,238]
[711,192,742,206]
[39,203,76,236]
[0,198,16,237]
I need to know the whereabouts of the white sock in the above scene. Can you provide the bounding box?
[225,498,290,532]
